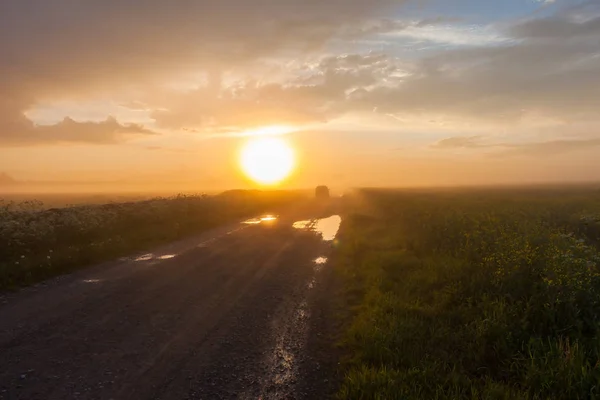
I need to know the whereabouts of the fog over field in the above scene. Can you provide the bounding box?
[2,1,600,399]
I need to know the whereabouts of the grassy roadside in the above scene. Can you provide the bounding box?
[0,190,302,291]
[335,189,600,399]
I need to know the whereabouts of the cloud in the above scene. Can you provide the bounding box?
[343,4,600,128]
[150,53,403,130]
[2,0,600,147]
[431,136,486,149]
[0,0,405,95]
[432,135,600,157]
[147,3,600,135]
[0,116,155,146]
[0,0,413,146]
[385,24,508,47]
[511,14,600,39]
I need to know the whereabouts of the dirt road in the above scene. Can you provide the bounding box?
[0,209,342,400]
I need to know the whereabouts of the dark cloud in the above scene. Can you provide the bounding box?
[511,15,600,39]
[510,0,600,40]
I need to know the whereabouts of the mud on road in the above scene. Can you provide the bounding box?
[0,210,342,400]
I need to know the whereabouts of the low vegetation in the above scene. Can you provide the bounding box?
[0,190,301,290]
[336,187,600,399]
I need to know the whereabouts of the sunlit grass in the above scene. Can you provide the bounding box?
[336,188,600,399]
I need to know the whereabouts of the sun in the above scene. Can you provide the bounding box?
[240,137,295,185]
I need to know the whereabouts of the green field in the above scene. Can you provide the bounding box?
[336,187,600,399]
[0,190,301,290]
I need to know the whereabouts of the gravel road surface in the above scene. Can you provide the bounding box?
[0,208,341,400]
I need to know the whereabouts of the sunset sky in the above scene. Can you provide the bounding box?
[1,0,600,192]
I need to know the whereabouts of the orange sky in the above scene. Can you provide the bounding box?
[1,0,600,192]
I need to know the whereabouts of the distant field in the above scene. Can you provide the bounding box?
[336,187,600,399]
[0,190,302,290]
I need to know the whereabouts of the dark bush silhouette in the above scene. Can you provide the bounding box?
[315,185,330,199]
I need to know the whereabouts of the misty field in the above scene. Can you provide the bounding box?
[337,187,600,399]
[0,190,300,290]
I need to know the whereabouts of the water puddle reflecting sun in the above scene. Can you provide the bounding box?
[313,256,328,273]
[243,215,279,225]
[134,253,178,262]
[134,254,154,262]
[293,215,341,241]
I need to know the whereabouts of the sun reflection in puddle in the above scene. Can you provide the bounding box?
[243,215,278,225]
[134,254,154,262]
[292,220,312,229]
[313,256,328,273]
[293,215,341,241]
[134,253,178,262]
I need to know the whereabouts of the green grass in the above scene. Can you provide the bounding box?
[0,190,302,291]
[336,188,600,400]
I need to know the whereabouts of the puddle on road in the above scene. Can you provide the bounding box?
[292,220,312,229]
[134,254,154,262]
[293,215,341,241]
[244,236,335,399]
[313,256,328,273]
[256,300,310,398]
[133,253,178,262]
[243,215,278,225]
